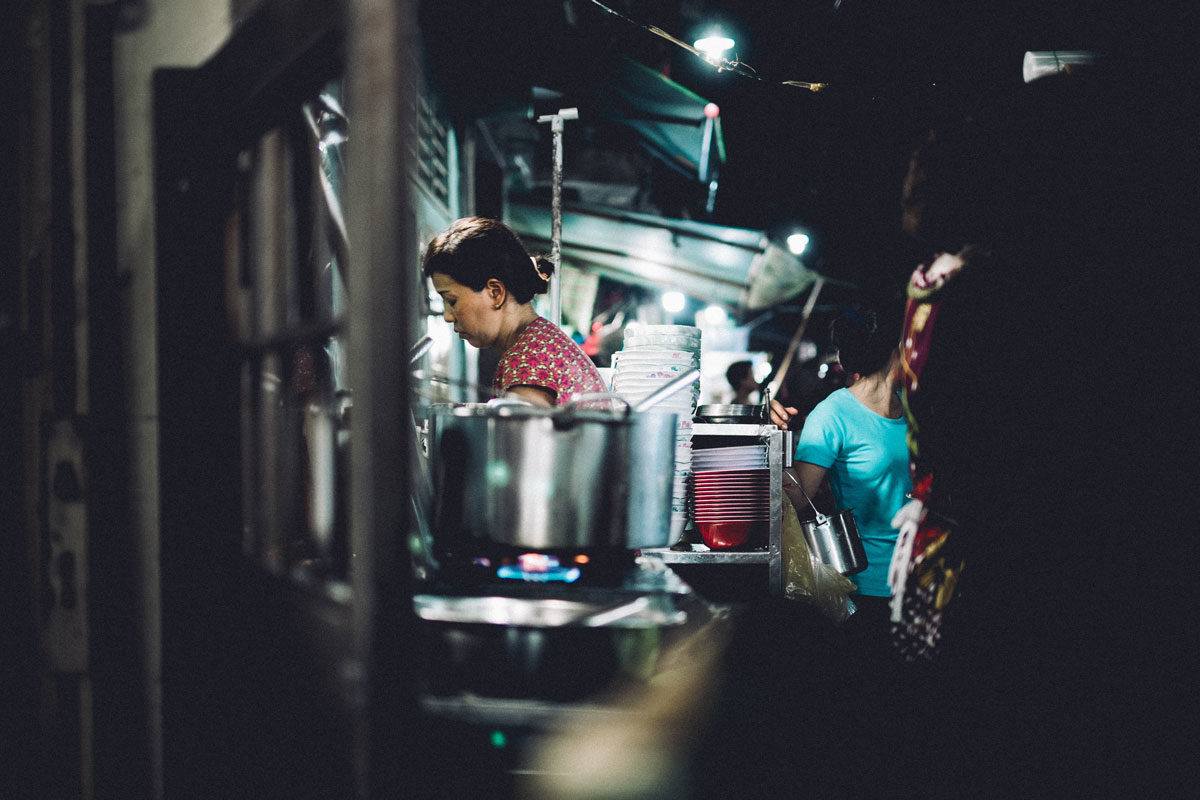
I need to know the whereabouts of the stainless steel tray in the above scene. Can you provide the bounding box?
[413,593,687,628]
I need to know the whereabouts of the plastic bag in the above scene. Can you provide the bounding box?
[781,498,857,623]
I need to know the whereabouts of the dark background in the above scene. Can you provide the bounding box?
[420,0,1191,289]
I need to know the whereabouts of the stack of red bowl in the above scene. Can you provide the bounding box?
[692,445,770,550]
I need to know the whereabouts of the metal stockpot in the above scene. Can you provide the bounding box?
[428,399,677,553]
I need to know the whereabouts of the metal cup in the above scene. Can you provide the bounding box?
[799,508,867,576]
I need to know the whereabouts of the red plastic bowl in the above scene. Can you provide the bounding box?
[698,520,755,550]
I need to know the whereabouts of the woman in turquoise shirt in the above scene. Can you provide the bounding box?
[772,306,910,651]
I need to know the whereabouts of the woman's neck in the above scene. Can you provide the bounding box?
[848,368,902,418]
[495,304,539,353]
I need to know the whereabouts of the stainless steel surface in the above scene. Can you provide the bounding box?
[694,387,770,424]
[630,368,702,412]
[767,426,784,594]
[800,510,866,576]
[641,544,770,564]
[692,422,778,437]
[299,100,350,271]
[694,403,766,423]
[428,402,675,551]
[413,593,686,628]
[785,471,867,576]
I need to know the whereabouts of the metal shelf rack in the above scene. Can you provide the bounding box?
[641,423,792,595]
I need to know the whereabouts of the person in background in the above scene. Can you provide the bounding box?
[724,360,759,404]
[771,305,910,656]
[422,216,605,406]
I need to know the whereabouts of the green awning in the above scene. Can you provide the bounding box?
[506,200,818,310]
[599,58,726,180]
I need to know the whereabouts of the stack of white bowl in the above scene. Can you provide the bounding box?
[611,324,701,540]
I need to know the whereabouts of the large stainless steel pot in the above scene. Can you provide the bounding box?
[428,399,677,553]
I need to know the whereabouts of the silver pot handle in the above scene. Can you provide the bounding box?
[784,468,828,524]
[487,397,537,408]
[559,392,632,419]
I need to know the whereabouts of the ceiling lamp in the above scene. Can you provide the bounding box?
[786,232,811,256]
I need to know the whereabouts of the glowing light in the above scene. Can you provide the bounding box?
[694,35,735,61]
[786,232,811,256]
[486,460,511,488]
[700,304,728,327]
[573,554,590,565]
[517,552,558,573]
[661,291,686,314]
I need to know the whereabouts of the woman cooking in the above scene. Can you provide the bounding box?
[771,305,910,654]
[423,216,605,406]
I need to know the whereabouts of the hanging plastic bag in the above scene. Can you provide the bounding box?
[781,498,856,623]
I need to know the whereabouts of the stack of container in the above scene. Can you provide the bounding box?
[611,324,701,540]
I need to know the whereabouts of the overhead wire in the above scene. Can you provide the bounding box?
[586,0,828,92]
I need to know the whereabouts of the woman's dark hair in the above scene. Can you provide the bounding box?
[421,216,554,304]
[830,304,898,377]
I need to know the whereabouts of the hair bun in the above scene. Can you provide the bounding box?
[532,255,555,294]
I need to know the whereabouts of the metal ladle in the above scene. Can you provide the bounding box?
[563,368,701,418]
[784,468,823,521]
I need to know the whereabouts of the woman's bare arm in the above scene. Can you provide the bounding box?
[504,384,556,407]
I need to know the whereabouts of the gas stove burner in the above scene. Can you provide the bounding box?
[438,544,636,588]
[495,552,581,583]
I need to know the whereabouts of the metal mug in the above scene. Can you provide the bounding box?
[785,470,867,576]
[799,508,867,576]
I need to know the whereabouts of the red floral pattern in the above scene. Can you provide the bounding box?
[495,316,606,405]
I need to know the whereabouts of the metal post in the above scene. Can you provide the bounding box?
[346,0,424,797]
[536,107,577,326]
[767,276,825,399]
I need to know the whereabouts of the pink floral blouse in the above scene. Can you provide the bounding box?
[495,316,606,405]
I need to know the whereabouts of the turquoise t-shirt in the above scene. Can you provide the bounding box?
[794,388,911,597]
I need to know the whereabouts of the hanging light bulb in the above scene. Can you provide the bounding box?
[694,33,735,64]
